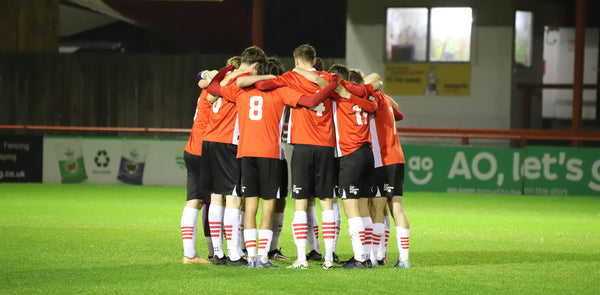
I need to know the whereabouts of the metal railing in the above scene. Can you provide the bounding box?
[517,83,598,130]
[2,125,600,147]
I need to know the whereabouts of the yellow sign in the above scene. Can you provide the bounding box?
[384,63,471,96]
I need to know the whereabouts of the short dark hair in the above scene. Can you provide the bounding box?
[293,44,316,63]
[258,57,285,76]
[240,46,267,65]
[314,57,324,71]
[348,70,363,84]
[327,64,349,80]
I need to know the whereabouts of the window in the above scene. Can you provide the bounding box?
[386,8,428,61]
[514,11,533,67]
[386,7,473,62]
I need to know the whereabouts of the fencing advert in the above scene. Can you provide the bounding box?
[0,135,43,183]
[403,145,600,196]
[42,136,187,186]
[2,135,598,196]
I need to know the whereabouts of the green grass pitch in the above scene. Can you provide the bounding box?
[1,183,599,294]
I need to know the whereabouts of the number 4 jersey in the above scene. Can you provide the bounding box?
[275,70,335,148]
[221,83,303,159]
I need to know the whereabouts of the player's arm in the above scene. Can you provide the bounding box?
[255,78,286,90]
[350,94,378,113]
[292,67,329,88]
[337,73,381,96]
[209,70,245,102]
[333,81,377,113]
[296,75,341,108]
[385,94,403,120]
[236,74,276,88]
[337,80,367,98]
[335,81,353,98]
[219,83,240,104]
[206,65,237,102]
[393,107,404,120]
[330,89,377,113]
[220,69,247,86]
[363,73,383,90]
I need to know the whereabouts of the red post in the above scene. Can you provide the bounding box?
[572,0,586,146]
[522,86,532,129]
[252,0,264,48]
[462,137,469,145]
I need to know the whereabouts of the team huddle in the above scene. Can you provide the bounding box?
[180,44,410,269]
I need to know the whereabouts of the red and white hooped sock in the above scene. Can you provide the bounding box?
[322,209,336,262]
[397,227,410,262]
[292,211,308,261]
[181,206,199,258]
[372,222,385,261]
[257,229,273,258]
[224,208,241,260]
[362,217,373,261]
[244,228,258,260]
[208,204,224,258]
[348,217,366,262]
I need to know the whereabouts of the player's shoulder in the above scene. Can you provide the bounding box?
[280,71,297,80]
[227,72,252,85]
[221,79,245,99]
[316,71,332,79]
[280,71,313,86]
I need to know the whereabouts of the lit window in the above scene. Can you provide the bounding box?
[386,7,473,62]
[514,11,533,67]
[386,8,428,62]
[430,8,472,62]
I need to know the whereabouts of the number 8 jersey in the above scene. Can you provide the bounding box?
[221,83,303,159]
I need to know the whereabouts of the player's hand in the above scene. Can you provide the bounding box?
[198,79,209,89]
[330,74,342,87]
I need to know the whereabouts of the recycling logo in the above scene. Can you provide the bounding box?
[94,150,110,167]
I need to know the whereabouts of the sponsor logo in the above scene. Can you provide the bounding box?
[383,183,394,193]
[349,185,359,195]
[292,184,302,194]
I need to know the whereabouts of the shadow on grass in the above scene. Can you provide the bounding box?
[416,250,600,266]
